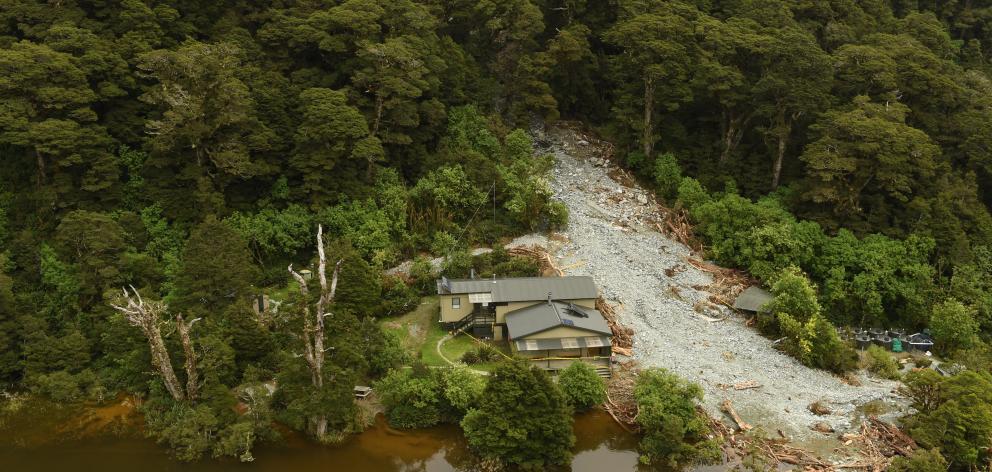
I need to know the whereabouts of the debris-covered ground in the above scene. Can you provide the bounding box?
[533,123,909,456]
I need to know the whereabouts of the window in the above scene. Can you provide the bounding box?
[451,297,461,309]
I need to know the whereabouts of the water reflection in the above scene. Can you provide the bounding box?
[0,409,645,472]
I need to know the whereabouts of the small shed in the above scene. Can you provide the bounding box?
[733,286,774,313]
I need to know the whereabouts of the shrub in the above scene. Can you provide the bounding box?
[901,369,943,414]
[461,360,574,469]
[778,313,857,374]
[905,371,992,469]
[676,177,710,210]
[557,362,606,411]
[930,299,979,353]
[545,200,569,229]
[888,449,948,472]
[460,350,481,365]
[863,345,901,380]
[437,367,485,419]
[653,152,682,201]
[374,369,441,429]
[476,344,500,363]
[914,357,932,368]
[634,368,720,468]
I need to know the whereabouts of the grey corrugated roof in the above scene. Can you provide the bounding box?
[492,276,597,302]
[514,336,611,351]
[436,276,598,302]
[437,277,498,295]
[505,301,612,339]
[733,286,774,312]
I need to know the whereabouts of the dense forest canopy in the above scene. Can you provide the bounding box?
[4,0,992,467]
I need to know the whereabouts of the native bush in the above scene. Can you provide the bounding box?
[863,345,901,380]
[461,359,574,469]
[557,362,606,411]
[653,152,682,201]
[904,371,992,469]
[887,449,948,472]
[930,299,979,353]
[634,368,720,468]
[437,367,485,419]
[374,368,441,429]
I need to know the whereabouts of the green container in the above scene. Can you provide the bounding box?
[892,337,903,353]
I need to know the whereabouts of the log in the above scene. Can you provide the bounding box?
[721,399,752,431]
[733,380,761,390]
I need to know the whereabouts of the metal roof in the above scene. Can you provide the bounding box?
[437,276,598,303]
[514,336,612,352]
[505,301,612,339]
[733,286,774,312]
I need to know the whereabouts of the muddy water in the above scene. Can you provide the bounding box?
[0,408,646,472]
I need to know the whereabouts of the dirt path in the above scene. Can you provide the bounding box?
[535,124,907,447]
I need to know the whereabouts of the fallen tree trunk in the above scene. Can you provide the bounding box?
[721,399,752,431]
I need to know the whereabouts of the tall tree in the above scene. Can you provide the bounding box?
[605,0,700,158]
[288,225,343,440]
[800,96,940,228]
[138,41,271,217]
[0,41,117,206]
[291,88,381,205]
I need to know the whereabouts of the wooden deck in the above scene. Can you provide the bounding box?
[528,357,611,376]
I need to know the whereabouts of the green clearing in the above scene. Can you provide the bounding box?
[379,296,440,360]
[380,297,511,372]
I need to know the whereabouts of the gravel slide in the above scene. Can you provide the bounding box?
[537,125,907,444]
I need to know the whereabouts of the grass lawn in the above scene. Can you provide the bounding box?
[380,296,439,359]
[380,296,513,372]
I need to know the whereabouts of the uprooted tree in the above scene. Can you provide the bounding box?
[110,286,201,402]
[288,224,343,440]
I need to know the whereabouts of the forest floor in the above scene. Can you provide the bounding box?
[531,123,910,460]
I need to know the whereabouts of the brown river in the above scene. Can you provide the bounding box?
[0,405,659,472]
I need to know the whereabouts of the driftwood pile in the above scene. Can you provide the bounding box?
[507,245,563,277]
[596,297,634,357]
[604,362,639,432]
[686,257,754,308]
[656,209,703,253]
[707,412,918,471]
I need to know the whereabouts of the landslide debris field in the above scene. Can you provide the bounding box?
[535,124,908,446]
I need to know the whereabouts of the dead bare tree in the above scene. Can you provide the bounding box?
[288,224,343,439]
[111,286,201,403]
[111,286,185,402]
[176,314,202,402]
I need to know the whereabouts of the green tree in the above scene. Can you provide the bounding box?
[461,359,574,469]
[172,217,259,313]
[887,449,949,472]
[375,367,442,429]
[291,88,380,205]
[55,210,127,300]
[634,368,719,467]
[138,41,271,217]
[765,267,820,323]
[800,97,940,229]
[0,40,117,205]
[605,0,700,158]
[905,371,992,469]
[557,362,606,411]
[930,299,980,353]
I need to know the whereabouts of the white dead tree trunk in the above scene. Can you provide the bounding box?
[288,225,343,439]
[111,286,201,403]
[176,314,201,402]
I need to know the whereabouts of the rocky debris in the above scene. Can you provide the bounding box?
[812,422,836,434]
[537,124,908,444]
